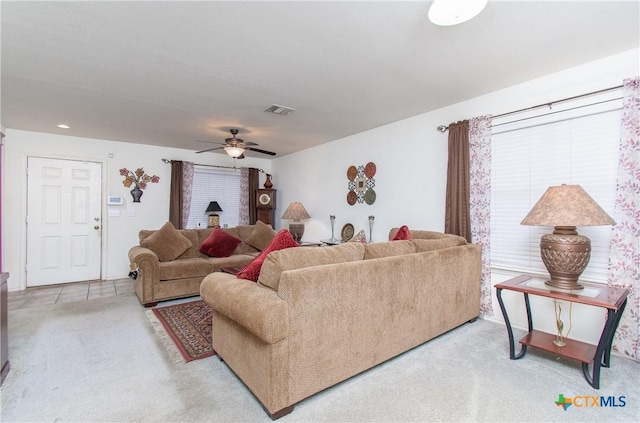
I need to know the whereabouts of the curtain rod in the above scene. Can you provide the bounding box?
[436,84,624,132]
[161,158,265,173]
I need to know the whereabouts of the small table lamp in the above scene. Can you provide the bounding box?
[205,201,223,227]
[281,202,311,242]
[520,184,615,291]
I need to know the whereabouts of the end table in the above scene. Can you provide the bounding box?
[495,274,628,389]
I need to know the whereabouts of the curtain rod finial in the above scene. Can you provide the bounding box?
[437,125,448,133]
[161,158,171,164]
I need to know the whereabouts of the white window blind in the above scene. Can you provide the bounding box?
[186,167,241,229]
[490,99,621,283]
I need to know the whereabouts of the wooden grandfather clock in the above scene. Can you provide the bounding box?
[256,189,276,226]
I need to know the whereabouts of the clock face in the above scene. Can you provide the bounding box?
[259,193,271,206]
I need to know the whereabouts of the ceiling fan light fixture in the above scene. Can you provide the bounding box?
[428,0,487,26]
[224,146,245,158]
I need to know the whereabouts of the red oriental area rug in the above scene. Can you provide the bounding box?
[151,300,216,362]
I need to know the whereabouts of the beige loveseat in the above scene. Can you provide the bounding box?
[129,222,275,307]
[200,230,481,418]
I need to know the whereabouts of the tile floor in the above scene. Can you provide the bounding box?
[8,278,135,310]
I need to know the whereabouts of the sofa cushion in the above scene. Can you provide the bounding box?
[158,257,216,281]
[176,230,201,259]
[237,230,298,282]
[392,225,411,240]
[199,227,242,258]
[363,240,416,259]
[140,221,192,262]
[244,220,277,251]
[258,242,366,291]
[233,225,261,254]
[204,253,258,271]
[411,237,467,252]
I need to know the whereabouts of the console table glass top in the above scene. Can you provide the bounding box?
[497,274,628,310]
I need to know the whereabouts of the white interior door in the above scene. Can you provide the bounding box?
[27,157,102,286]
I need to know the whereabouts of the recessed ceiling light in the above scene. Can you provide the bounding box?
[57,124,70,129]
[428,0,488,26]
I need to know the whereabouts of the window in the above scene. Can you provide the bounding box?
[490,97,621,283]
[186,167,241,229]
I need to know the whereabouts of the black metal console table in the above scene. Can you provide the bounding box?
[495,274,628,389]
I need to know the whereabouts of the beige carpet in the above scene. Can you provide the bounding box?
[2,292,639,422]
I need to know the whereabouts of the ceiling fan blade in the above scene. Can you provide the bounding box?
[195,146,224,154]
[246,146,276,156]
[244,141,258,146]
[195,139,217,144]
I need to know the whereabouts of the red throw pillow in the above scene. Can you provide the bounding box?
[199,228,242,258]
[392,225,411,240]
[237,229,298,282]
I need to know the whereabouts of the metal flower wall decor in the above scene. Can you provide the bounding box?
[120,167,159,203]
[347,162,376,205]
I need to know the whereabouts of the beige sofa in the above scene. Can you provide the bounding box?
[200,229,482,418]
[129,223,273,307]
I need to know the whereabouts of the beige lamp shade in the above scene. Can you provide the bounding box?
[281,202,311,221]
[521,184,614,227]
[281,202,311,242]
[520,184,614,291]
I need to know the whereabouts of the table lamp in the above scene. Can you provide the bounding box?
[281,202,311,242]
[205,201,223,227]
[520,184,614,290]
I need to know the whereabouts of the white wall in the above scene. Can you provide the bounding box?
[274,48,639,346]
[1,130,272,291]
[272,114,448,242]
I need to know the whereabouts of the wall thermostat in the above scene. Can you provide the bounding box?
[107,195,124,206]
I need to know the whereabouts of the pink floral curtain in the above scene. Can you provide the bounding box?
[608,77,640,361]
[181,162,194,228]
[239,168,250,225]
[469,115,493,316]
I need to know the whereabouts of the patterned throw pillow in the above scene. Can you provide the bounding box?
[140,221,192,262]
[199,227,242,258]
[349,229,367,243]
[392,225,411,240]
[237,229,299,282]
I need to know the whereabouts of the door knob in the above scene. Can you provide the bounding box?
[94,217,100,221]
[94,226,100,230]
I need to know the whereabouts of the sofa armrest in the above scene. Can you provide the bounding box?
[200,272,289,344]
[128,246,160,306]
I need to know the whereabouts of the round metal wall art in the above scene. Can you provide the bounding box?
[347,162,376,205]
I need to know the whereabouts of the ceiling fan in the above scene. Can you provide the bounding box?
[195,129,276,159]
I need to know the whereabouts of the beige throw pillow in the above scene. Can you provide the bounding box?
[244,220,277,251]
[140,221,192,262]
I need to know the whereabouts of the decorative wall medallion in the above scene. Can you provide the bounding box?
[347,165,358,181]
[364,189,376,205]
[347,191,357,206]
[346,162,376,205]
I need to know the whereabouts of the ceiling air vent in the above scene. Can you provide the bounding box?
[264,104,295,116]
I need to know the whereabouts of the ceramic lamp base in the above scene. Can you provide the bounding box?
[289,223,304,242]
[540,227,590,291]
[208,214,220,228]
